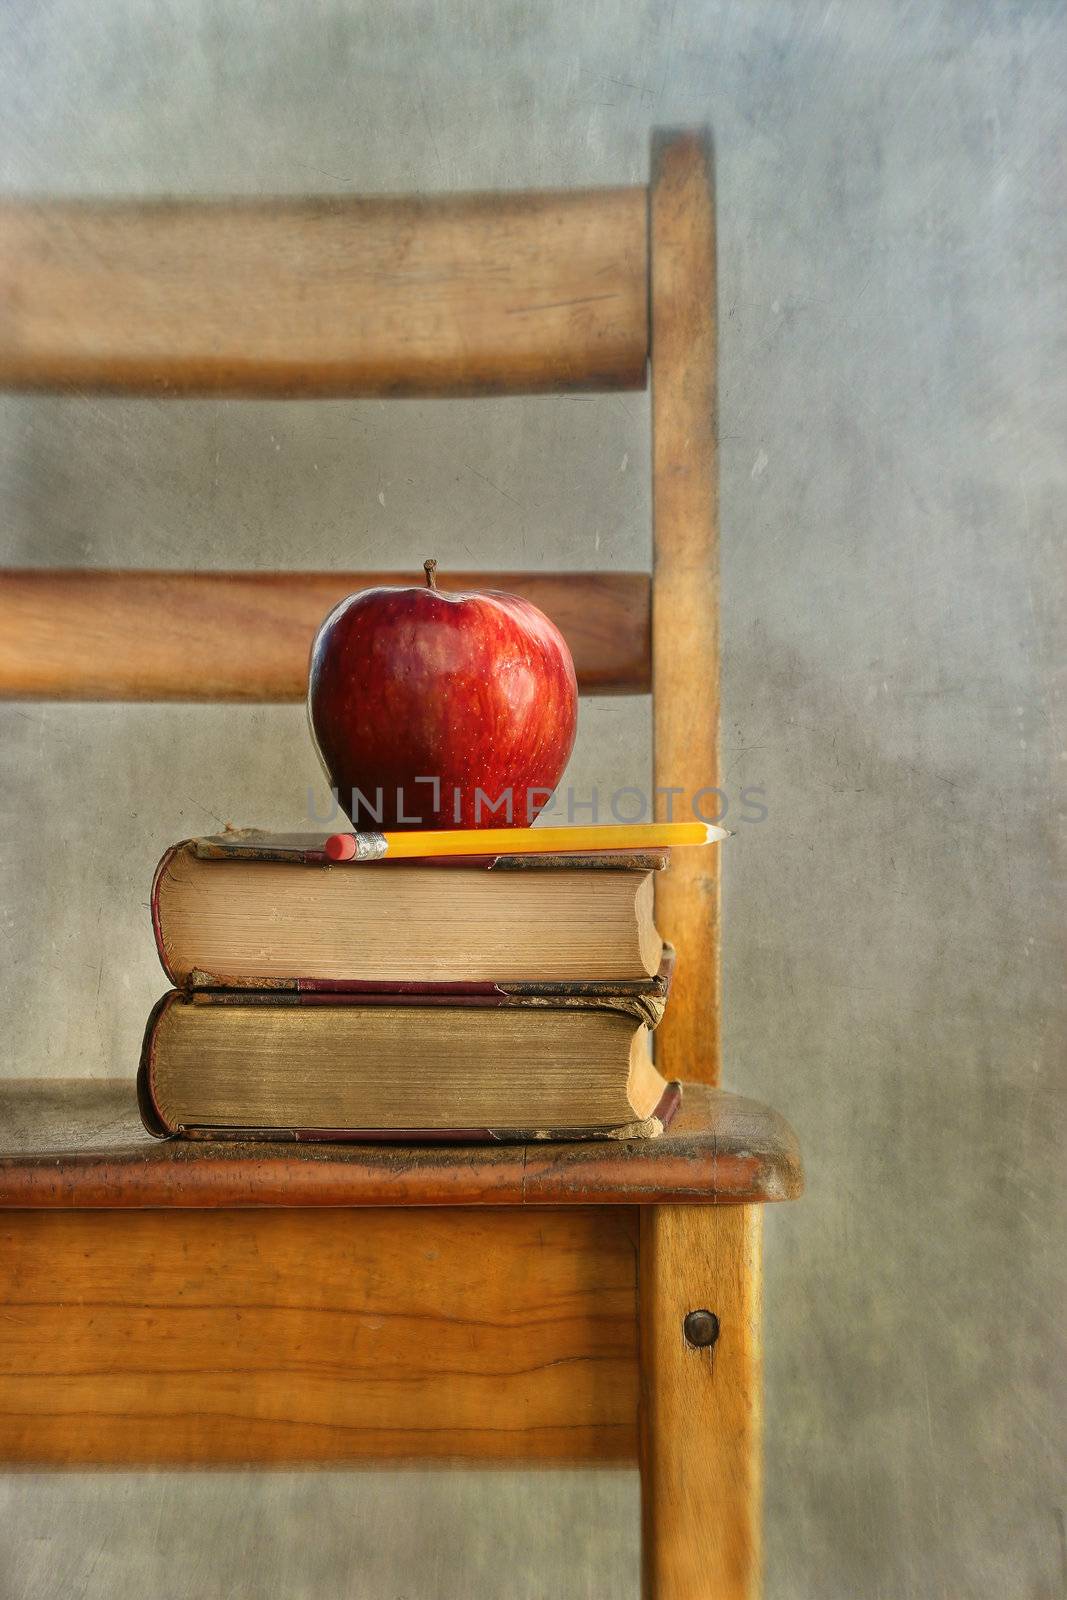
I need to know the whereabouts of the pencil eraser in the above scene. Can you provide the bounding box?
[325,833,357,861]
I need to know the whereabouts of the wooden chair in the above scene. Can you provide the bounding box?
[0,130,802,1600]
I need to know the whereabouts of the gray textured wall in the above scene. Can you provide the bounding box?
[1,3,1064,1597]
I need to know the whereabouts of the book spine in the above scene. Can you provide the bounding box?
[150,841,189,987]
[137,991,179,1138]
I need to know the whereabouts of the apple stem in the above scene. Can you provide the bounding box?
[423,559,439,591]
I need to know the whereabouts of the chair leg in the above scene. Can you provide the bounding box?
[639,1204,762,1600]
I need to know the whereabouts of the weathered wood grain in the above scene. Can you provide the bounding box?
[640,1204,762,1600]
[0,1207,638,1465]
[649,132,721,1086]
[0,1079,802,1210]
[0,568,651,699]
[0,189,648,396]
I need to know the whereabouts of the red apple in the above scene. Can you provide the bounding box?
[308,560,578,830]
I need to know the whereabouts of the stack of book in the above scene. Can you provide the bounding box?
[139,831,679,1142]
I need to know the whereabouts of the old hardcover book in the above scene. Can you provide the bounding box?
[138,973,678,1143]
[152,831,666,989]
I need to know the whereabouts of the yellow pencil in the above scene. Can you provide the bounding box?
[324,821,729,862]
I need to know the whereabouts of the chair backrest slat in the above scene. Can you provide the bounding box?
[0,568,650,700]
[650,132,720,1087]
[0,189,648,398]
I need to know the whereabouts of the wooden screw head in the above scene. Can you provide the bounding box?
[683,1309,720,1349]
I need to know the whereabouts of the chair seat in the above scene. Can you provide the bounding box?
[0,1077,801,1209]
